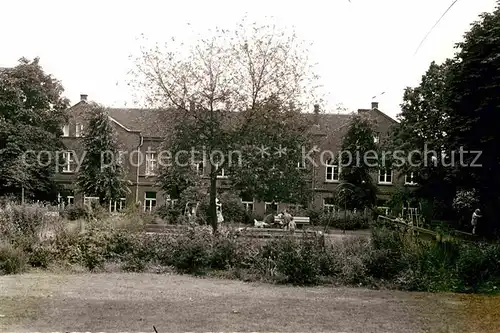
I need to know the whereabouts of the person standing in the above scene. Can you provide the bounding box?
[471,208,482,235]
[282,209,292,230]
[216,198,224,224]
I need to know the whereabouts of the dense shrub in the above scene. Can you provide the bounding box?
[155,204,185,224]
[2,201,500,294]
[318,211,370,230]
[61,206,89,221]
[27,242,57,268]
[258,237,322,285]
[0,242,27,274]
[0,204,48,240]
[171,230,212,274]
[74,227,110,271]
[455,243,500,292]
[323,236,372,285]
[211,236,238,270]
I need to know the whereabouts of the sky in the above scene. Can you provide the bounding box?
[1,0,498,120]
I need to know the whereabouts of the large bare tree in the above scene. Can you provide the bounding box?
[132,18,320,232]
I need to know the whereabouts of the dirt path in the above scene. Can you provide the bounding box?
[1,273,499,332]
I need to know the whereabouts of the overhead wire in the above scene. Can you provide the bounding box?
[367,0,461,111]
[413,0,461,56]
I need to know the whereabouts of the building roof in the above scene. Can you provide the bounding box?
[68,99,394,138]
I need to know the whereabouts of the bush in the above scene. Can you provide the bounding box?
[0,203,49,240]
[171,230,211,274]
[318,211,370,230]
[210,236,238,270]
[28,242,57,268]
[74,227,109,271]
[218,192,247,224]
[261,237,321,285]
[324,236,371,285]
[305,208,322,225]
[155,204,183,224]
[0,242,27,275]
[62,206,89,221]
[2,199,499,293]
[456,243,500,292]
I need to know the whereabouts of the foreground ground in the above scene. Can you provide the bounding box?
[1,273,499,332]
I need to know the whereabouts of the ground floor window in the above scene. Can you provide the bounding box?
[323,198,336,214]
[265,202,278,214]
[57,191,75,210]
[376,199,391,216]
[110,198,126,213]
[84,196,100,209]
[241,199,254,212]
[144,192,157,212]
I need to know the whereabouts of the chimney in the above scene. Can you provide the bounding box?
[371,101,379,109]
[80,94,88,102]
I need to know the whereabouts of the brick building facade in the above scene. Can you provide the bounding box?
[56,95,415,216]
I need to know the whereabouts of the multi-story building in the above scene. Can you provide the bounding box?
[57,95,415,216]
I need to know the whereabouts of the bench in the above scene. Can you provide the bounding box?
[274,216,310,228]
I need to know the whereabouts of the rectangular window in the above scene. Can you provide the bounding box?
[265,202,278,214]
[57,192,75,210]
[323,197,336,213]
[378,169,393,184]
[325,160,340,182]
[215,163,227,178]
[194,161,204,176]
[373,132,380,144]
[62,151,74,173]
[241,199,254,212]
[297,160,306,169]
[376,199,391,215]
[111,198,126,212]
[144,191,157,212]
[405,172,417,185]
[62,125,69,137]
[83,196,99,209]
[75,124,83,137]
[145,152,157,176]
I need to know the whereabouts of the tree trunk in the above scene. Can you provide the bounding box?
[209,174,218,234]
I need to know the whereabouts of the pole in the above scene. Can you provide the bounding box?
[343,195,346,234]
[21,187,25,205]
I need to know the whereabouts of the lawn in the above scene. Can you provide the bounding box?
[1,272,499,332]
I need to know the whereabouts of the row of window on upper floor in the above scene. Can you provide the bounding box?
[325,162,417,185]
[59,150,417,186]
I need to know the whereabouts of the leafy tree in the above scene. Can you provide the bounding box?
[389,2,500,234]
[0,57,68,201]
[133,19,319,232]
[444,3,500,234]
[335,115,378,210]
[388,61,456,220]
[228,98,313,206]
[76,105,130,206]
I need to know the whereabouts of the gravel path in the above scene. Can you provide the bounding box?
[1,273,499,332]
